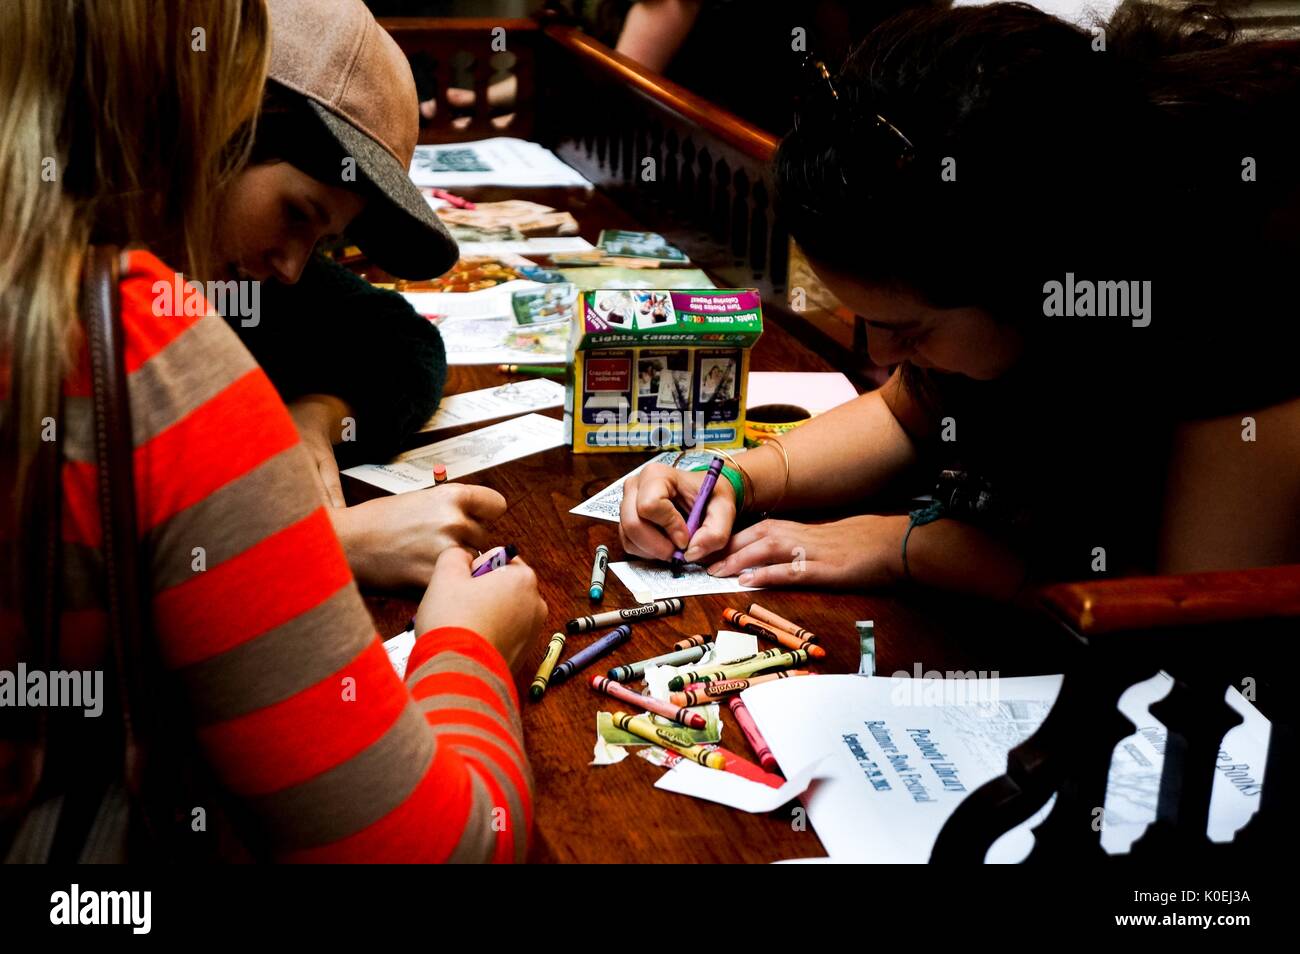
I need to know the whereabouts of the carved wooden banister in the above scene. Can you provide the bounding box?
[932,567,1298,862]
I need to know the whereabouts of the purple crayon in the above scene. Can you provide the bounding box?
[471,544,517,577]
[550,625,632,684]
[671,456,724,577]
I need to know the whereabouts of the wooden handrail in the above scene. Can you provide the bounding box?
[1038,562,1300,636]
[378,17,540,34]
[541,23,780,163]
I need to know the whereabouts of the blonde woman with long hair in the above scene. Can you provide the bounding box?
[0,0,542,862]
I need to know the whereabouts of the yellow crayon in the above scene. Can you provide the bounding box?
[529,632,567,700]
[612,711,725,770]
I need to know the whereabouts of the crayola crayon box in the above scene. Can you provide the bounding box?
[566,289,763,452]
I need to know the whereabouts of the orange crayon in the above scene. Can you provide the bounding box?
[745,603,817,642]
[672,633,710,651]
[668,669,812,707]
[722,608,825,659]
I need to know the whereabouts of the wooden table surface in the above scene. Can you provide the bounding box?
[345,185,1072,863]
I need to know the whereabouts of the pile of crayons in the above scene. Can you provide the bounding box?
[528,578,825,787]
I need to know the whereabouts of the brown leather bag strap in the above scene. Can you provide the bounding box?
[79,246,157,831]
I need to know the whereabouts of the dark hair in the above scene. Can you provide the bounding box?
[775,1,1300,325]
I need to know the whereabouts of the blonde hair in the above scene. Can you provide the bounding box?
[0,0,269,498]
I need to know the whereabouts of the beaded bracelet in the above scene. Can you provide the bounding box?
[901,499,945,584]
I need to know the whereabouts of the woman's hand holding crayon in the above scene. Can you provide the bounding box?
[705,514,909,590]
[334,484,508,590]
[415,547,547,672]
[619,462,738,564]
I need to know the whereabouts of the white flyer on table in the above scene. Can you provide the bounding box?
[569,449,732,523]
[744,672,1268,863]
[343,413,565,494]
[608,559,761,602]
[410,137,592,188]
[421,378,566,432]
[457,236,595,258]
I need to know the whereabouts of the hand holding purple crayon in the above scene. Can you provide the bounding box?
[619,460,739,566]
[670,456,724,577]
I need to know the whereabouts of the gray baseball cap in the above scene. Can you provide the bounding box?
[266,0,458,279]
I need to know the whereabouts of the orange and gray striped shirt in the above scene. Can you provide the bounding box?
[12,249,531,861]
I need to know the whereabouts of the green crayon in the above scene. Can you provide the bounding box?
[668,648,810,690]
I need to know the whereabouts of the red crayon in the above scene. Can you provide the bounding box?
[657,744,784,788]
[729,696,780,773]
[590,675,706,729]
[722,608,825,659]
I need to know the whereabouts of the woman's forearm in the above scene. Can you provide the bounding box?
[741,386,917,513]
[904,517,1027,602]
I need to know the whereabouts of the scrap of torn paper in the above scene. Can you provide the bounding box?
[384,627,415,678]
[592,733,631,766]
[343,413,564,494]
[421,378,566,433]
[569,449,730,522]
[652,754,826,813]
[609,559,761,602]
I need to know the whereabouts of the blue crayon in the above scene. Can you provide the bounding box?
[589,545,609,601]
[551,625,632,684]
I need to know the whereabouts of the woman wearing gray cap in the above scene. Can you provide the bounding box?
[214,0,490,590]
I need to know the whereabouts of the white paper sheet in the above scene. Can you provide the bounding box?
[746,372,858,415]
[743,672,1269,862]
[384,627,415,678]
[403,280,540,321]
[343,413,565,494]
[410,137,592,188]
[457,236,595,257]
[654,755,823,813]
[421,378,566,432]
[569,449,735,522]
[608,560,761,602]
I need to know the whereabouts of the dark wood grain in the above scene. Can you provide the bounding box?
[345,184,1071,863]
